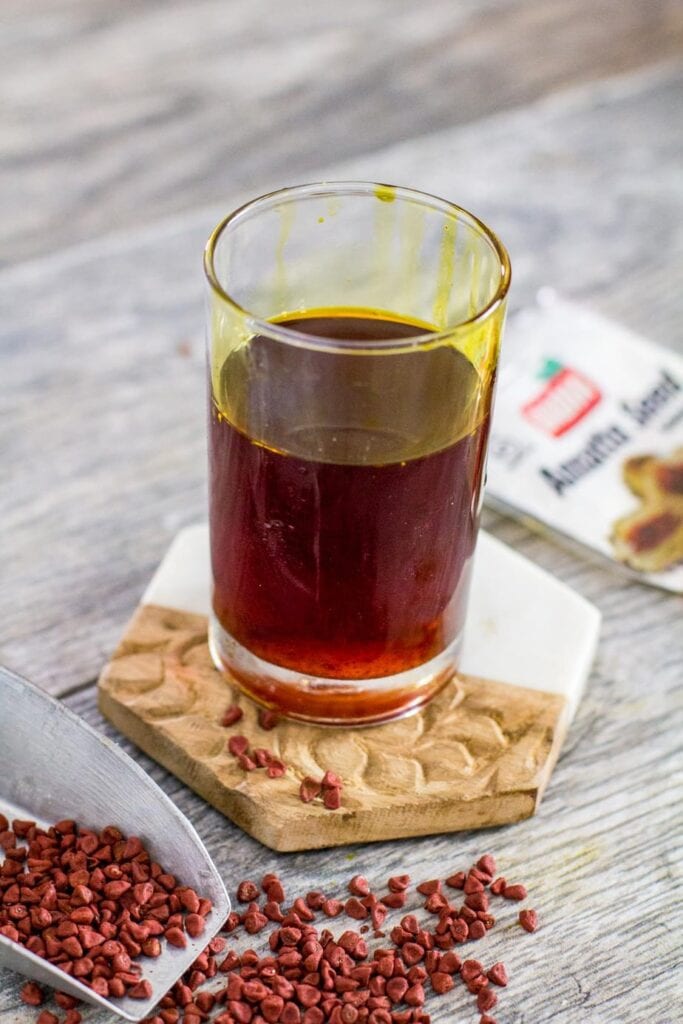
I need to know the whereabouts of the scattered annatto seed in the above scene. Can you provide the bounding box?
[258,709,279,730]
[299,777,322,803]
[381,891,407,910]
[237,880,260,902]
[463,875,484,895]
[267,759,287,779]
[477,988,498,1013]
[20,982,44,1006]
[519,909,538,932]
[503,883,527,901]
[387,875,411,892]
[349,875,371,896]
[416,879,440,896]
[476,855,496,876]
[323,787,342,810]
[12,855,536,1024]
[221,704,244,726]
[228,734,250,757]
[487,963,508,987]
[54,995,79,1011]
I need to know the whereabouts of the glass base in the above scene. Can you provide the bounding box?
[208,614,461,726]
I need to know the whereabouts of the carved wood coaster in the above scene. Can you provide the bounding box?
[98,603,569,851]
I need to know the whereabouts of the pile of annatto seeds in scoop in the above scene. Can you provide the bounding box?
[12,840,538,1024]
[0,812,214,1014]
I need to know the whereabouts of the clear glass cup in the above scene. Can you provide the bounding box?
[204,182,510,725]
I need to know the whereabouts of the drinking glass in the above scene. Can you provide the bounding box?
[204,182,510,724]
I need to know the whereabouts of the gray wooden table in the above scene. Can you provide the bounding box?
[1,2,682,1022]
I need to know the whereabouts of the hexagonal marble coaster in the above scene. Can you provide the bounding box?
[98,525,600,851]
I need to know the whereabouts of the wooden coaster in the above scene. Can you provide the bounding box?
[99,602,570,851]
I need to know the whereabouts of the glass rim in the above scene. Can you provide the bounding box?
[203,181,511,351]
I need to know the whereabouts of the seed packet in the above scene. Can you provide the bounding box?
[487,292,683,592]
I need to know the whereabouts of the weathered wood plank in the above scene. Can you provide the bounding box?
[1,0,682,263]
[1,66,681,695]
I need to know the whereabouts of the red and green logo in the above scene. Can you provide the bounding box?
[522,358,601,437]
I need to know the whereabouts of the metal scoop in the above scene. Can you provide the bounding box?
[0,667,230,1020]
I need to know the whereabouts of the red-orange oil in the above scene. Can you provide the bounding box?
[208,311,489,722]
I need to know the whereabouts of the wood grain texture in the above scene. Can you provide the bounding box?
[98,603,568,850]
[1,0,682,264]
[2,67,682,695]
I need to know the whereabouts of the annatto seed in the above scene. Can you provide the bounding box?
[54,994,79,1011]
[466,975,489,995]
[476,855,496,876]
[479,1016,498,1024]
[299,778,322,804]
[381,893,407,910]
[262,995,285,1021]
[477,988,497,1013]
[37,1013,59,1024]
[438,952,461,974]
[371,904,387,930]
[253,708,278,730]
[178,887,201,914]
[519,909,538,932]
[266,879,286,903]
[401,943,424,966]
[221,705,244,726]
[345,899,368,920]
[185,913,205,938]
[503,883,527,901]
[464,892,489,912]
[19,982,44,1006]
[349,876,371,897]
[245,912,269,933]
[385,977,409,1002]
[228,735,250,757]
[404,983,425,1006]
[468,921,487,941]
[165,926,187,948]
[237,881,260,902]
[461,960,484,983]
[323,788,342,811]
[430,973,454,995]
[489,877,506,896]
[424,893,447,913]
[487,963,508,987]
[387,875,410,893]
[415,880,440,897]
